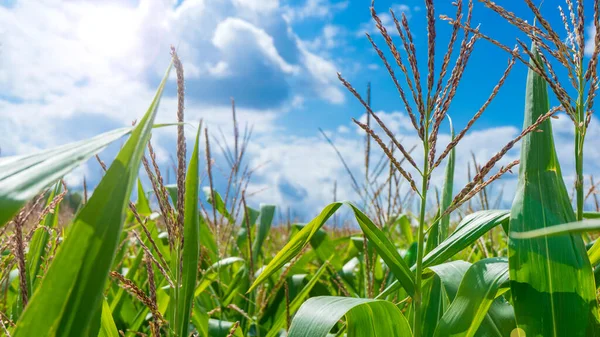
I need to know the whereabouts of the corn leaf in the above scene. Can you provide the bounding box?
[195,257,245,297]
[265,263,328,337]
[433,258,513,337]
[26,181,62,292]
[248,202,342,292]
[204,188,234,223]
[508,45,599,336]
[440,117,455,241]
[347,202,415,296]
[421,260,471,337]
[287,296,412,337]
[12,63,171,337]
[98,299,119,337]
[0,127,135,227]
[249,202,415,295]
[173,125,202,337]
[378,210,509,299]
[208,319,244,337]
[512,218,600,239]
[252,204,275,262]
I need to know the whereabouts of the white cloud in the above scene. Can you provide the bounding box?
[0,0,344,154]
[233,0,279,12]
[283,0,349,23]
[244,111,600,218]
[585,23,597,56]
[306,24,345,50]
[213,17,299,74]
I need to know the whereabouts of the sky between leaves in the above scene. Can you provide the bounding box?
[1,0,599,218]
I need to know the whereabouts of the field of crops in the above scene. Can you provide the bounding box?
[2,0,600,336]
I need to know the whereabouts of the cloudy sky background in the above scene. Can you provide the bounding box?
[1,0,599,219]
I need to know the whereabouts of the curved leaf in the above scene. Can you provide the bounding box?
[252,204,276,262]
[248,202,342,292]
[12,63,172,337]
[0,126,136,227]
[378,210,509,298]
[433,258,513,337]
[508,44,599,336]
[265,263,328,337]
[288,296,411,337]
[173,125,202,337]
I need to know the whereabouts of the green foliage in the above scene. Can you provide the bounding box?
[508,45,600,336]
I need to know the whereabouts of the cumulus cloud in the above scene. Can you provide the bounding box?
[0,0,344,154]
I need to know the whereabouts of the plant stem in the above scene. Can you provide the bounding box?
[575,73,586,222]
[413,125,430,337]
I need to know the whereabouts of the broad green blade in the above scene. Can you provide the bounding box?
[422,260,471,337]
[173,125,202,337]
[136,179,152,215]
[98,299,119,337]
[425,210,509,267]
[508,45,599,336]
[512,219,600,239]
[252,204,276,263]
[248,202,342,292]
[237,206,260,256]
[12,63,172,337]
[433,258,513,337]
[288,296,412,337]
[347,203,415,296]
[265,263,328,337]
[26,182,62,292]
[0,126,134,227]
[378,210,509,298]
[395,214,414,244]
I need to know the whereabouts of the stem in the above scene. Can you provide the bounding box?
[575,72,586,221]
[413,126,430,337]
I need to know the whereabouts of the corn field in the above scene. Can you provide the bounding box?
[2,0,600,336]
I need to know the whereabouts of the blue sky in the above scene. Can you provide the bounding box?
[1,0,599,218]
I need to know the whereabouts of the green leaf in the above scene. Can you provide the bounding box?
[248,202,342,292]
[252,204,276,262]
[208,319,243,337]
[191,300,209,337]
[98,299,119,337]
[26,182,62,291]
[288,297,412,337]
[512,218,600,239]
[508,44,599,336]
[425,210,509,267]
[265,263,328,337]
[204,188,234,223]
[433,258,513,337]
[173,125,202,337]
[347,203,415,296]
[195,257,245,297]
[378,210,509,299]
[12,63,172,337]
[0,127,136,227]
[421,260,471,337]
[439,117,455,242]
